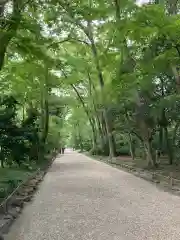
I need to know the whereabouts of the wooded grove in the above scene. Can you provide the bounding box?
[0,0,180,196]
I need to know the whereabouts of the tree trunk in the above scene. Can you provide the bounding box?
[172,122,180,145]
[86,21,115,158]
[41,98,49,145]
[144,139,156,167]
[76,124,83,151]
[87,72,104,152]
[158,126,163,153]
[95,112,105,147]
[128,133,135,160]
[164,127,173,165]
[39,68,50,160]
[103,109,116,158]
[91,118,98,152]
[71,84,98,150]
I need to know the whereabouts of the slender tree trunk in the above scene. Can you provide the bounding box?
[22,104,25,121]
[71,84,97,150]
[41,98,49,145]
[172,122,180,145]
[39,68,50,160]
[76,123,83,151]
[144,139,156,167]
[93,107,105,149]
[103,109,116,158]
[128,133,135,160]
[86,22,115,158]
[158,126,163,153]
[90,118,98,152]
[164,127,173,165]
[97,119,106,151]
[87,72,104,152]
[171,65,180,92]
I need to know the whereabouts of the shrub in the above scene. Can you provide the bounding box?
[116,145,130,156]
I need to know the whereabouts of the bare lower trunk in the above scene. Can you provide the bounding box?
[71,84,97,151]
[128,133,135,160]
[159,126,163,151]
[41,99,49,145]
[144,140,156,167]
[98,111,108,154]
[172,122,180,145]
[91,121,97,151]
[96,115,106,149]
[103,109,115,158]
[164,127,173,165]
[75,123,83,151]
[39,68,49,160]
[93,107,106,152]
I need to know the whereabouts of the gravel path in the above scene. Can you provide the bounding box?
[5,150,180,240]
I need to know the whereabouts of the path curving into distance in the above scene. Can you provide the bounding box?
[5,150,180,239]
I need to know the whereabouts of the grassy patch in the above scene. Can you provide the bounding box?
[0,167,32,201]
[0,151,57,202]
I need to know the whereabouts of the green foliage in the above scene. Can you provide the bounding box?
[0,96,39,167]
[0,167,31,199]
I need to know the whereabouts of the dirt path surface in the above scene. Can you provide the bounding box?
[5,150,180,240]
